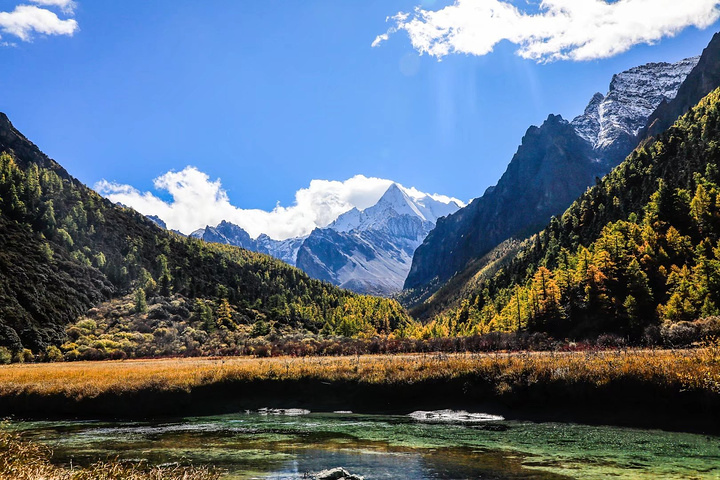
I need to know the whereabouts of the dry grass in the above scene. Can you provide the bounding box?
[0,348,718,400]
[0,429,220,480]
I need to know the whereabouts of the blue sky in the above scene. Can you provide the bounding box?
[1,0,719,237]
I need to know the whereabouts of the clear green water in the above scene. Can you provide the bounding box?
[7,411,720,479]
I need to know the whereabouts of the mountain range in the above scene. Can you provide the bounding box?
[190,183,461,296]
[405,32,720,323]
[173,50,709,303]
[428,84,720,339]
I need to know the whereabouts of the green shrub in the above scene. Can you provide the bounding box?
[75,319,97,333]
[0,347,11,364]
[12,348,33,363]
[45,345,63,362]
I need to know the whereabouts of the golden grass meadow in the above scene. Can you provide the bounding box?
[1,347,718,401]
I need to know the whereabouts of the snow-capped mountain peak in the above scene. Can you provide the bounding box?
[362,183,429,228]
[173,180,462,296]
[572,56,700,152]
[294,182,463,295]
[329,183,461,234]
[375,183,426,218]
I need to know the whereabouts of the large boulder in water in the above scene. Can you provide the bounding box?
[314,467,364,480]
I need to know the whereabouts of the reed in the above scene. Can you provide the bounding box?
[0,429,220,480]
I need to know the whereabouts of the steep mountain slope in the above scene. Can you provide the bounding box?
[192,184,461,296]
[255,234,306,266]
[0,114,412,352]
[406,115,597,290]
[429,87,720,339]
[404,55,703,309]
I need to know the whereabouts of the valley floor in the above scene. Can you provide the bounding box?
[1,349,719,433]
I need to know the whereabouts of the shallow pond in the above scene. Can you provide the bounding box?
[8,410,720,479]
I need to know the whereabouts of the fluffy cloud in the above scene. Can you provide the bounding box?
[374,0,720,62]
[0,3,78,42]
[95,167,464,240]
[29,0,76,14]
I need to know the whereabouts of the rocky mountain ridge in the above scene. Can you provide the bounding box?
[571,56,699,164]
[405,113,597,292]
[190,222,304,267]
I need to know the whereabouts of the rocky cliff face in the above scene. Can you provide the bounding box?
[404,55,702,300]
[644,32,720,139]
[146,215,167,229]
[296,227,417,295]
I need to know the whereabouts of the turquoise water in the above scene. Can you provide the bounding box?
[8,411,720,479]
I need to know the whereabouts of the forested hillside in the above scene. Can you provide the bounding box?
[407,34,720,323]
[0,114,412,355]
[423,88,720,340]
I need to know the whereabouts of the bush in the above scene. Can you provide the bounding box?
[13,348,34,363]
[0,347,11,364]
[642,325,662,346]
[661,321,699,347]
[45,345,63,362]
[75,319,98,333]
[696,316,720,339]
[596,334,628,349]
[250,320,270,337]
[148,306,170,320]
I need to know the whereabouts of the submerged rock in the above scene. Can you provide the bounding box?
[314,467,364,480]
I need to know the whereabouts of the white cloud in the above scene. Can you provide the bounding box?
[371,33,388,48]
[0,4,78,42]
[374,0,720,62]
[95,167,464,240]
[29,0,76,14]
